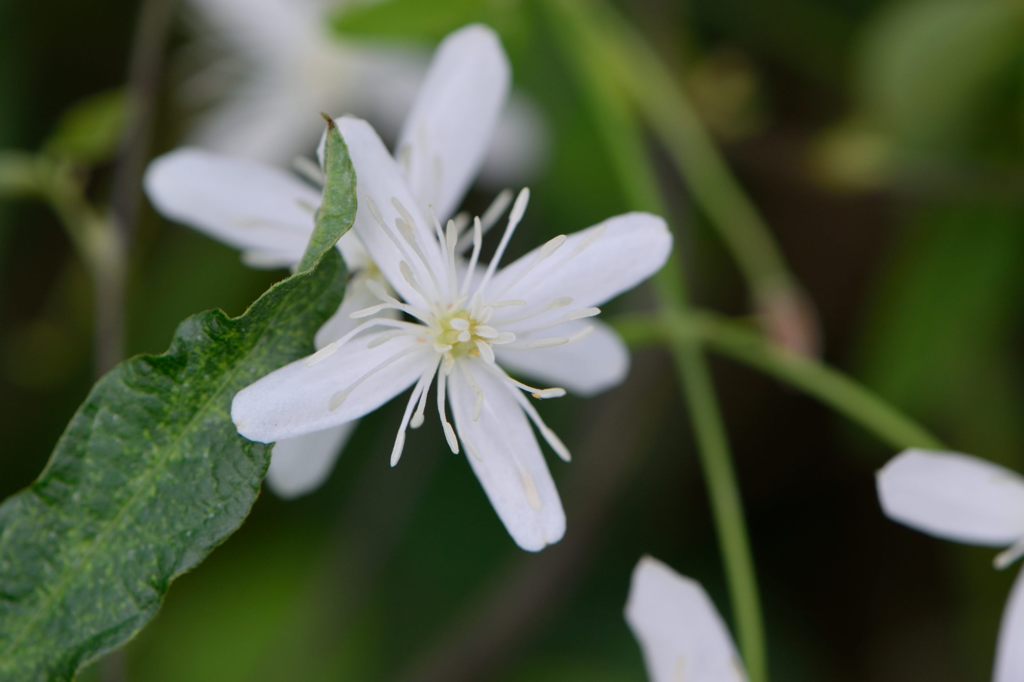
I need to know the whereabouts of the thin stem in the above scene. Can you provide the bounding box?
[41,161,125,373]
[545,2,769,679]
[616,312,945,451]
[589,0,818,354]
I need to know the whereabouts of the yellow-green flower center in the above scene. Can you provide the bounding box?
[436,310,491,358]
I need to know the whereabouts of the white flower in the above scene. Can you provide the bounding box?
[625,556,748,682]
[230,115,671,551]
[146,25,516,498]
[179,0,543,182]
[877,449,1024,682]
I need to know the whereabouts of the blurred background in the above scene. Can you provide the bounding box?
[2,0,1023,679]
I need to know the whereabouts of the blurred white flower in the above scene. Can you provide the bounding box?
[230,115,671,551]
[877,449,1024,682]
[625,556,748,682]
[147,25,518,498]
[179,0,543,183]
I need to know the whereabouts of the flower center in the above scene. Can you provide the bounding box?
[433,309,503,360]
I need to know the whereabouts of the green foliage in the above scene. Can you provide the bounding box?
[854,203,1024,457]
[857,0,1024,151]
[45,90,130,165]
[0,125,356,680]
[0,151,40,198]
[332,0,503,41]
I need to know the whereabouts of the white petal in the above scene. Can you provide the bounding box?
[144,148,318,266]
[397,24,510,221]
[996,566,1024,682]
[183,0,315,56]
[338,117,448,308]
[476,92,547,187]
[447,359,565,551]
[877,450,1024,546]
[494,320,629,396]
[314,273,387,349]
[625,556,748,682]
[487,212,672,315]
[232,331,433,443]
[267,422,355,498]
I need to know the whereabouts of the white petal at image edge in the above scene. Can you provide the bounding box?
[997,566,1024,682]
[448,359,565,552]
[144,148,317,264]
[877,450,1024,546]
[267,422,355,498]
[626,556,747,682]
[397,23,510,221]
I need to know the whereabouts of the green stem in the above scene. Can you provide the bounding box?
[19,156,126,373]
[589,0,816,349]
[544,2,769,679]
[616,312,944,451]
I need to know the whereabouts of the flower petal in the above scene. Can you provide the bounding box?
[625,556,748,682]
[397,24,510,221]
[232,331,432,443]
[267,422,355,498]
[145,148,318,266]
[338,117,448,309]
[314,273,388,349]
[447,359,565,551]
[996,566,1024,682]
[876,450,1024,546]
[488,212,672,316]
[494,320,629,396]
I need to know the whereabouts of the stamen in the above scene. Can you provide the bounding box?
[472,188,530,305]
[328,344,421,412]
[454,189,514,253]
[411,359,440,429]
[488,234,568,301]
[505,375,567,400]
[459,217,484,299]
[366,196,439,297]
[496,368,572,462]
[390,366,436,466]
[511,325,595,350]
[475,340,496,364]
[480,189,514,233]
[437,370,459,454]
[995,538,1024,570]
[304,318,419,366]
[349,303,393,319]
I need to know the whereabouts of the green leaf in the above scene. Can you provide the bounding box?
[0,123,356,680]
[45,90,130,165]
[853,202,1024,456]
[0,151,41,198]
[857,0,1024,150]
[332,0,495,42]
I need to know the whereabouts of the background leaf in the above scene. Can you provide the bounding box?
[45,89,130,165]
[0,125,355,680]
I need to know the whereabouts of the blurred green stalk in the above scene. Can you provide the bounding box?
[615,311,944,451]
[592,0,818,355]
[542,2,769,680]
[0,153,125,372]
